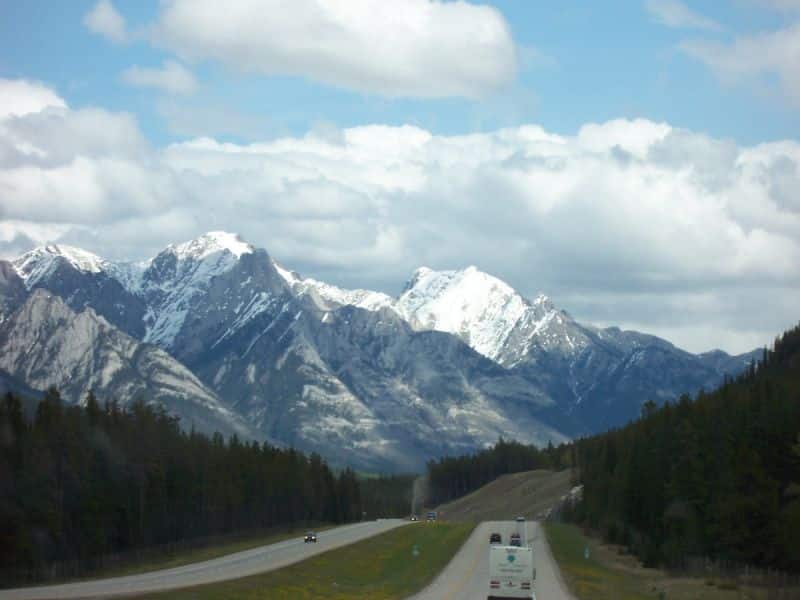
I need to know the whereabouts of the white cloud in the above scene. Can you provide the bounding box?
[1,79,798,353]
[0,79,67,119]
[681,23,800,105]
[121,61,197,95]
[83,0,128,43]
[646,0,722,31]
[151,0,517,99]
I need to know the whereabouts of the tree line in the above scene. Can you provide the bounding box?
[0,388,412,583]
[425,437,573,506]
[572,322,800,573]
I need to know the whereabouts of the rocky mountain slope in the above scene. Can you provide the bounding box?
[283,262,758,431]
[0,289,258,440]
[191,292,570,470]
[0,260,27,322]
[5,232,758,469]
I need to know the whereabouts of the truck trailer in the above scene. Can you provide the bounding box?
[488,544,535,599]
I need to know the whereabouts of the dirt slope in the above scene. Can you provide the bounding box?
[435,469,573,523]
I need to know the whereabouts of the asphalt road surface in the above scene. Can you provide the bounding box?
[408,520,575,600]
[0,519,409,600]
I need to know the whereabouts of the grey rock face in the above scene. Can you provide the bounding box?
[509,320,759,433]
[12,249,146,338]
[387,265,757,433]
[0,260,27,320]
[3,234,759,470]
[185,293,569,471]
[140,247,292,364]
[0,290,259,440]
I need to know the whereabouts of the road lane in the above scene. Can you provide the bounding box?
[0,519,409,600]
[408,520,574,600]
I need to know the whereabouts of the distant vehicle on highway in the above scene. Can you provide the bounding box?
[410,515,419,521]
[509,532,522,547]
[515,516,525,522]
[490,532,502,544]
[426,511,437,521]
[304,532,317,543]
[489,544,535,599]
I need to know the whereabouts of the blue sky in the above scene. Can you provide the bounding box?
[1,0,799,354]
[1,1,797,145]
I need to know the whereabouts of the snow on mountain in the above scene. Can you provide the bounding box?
[394,266,531,361]
[274,261,395,313]
[5,233,759,462]
[106,260,149,294]
[276,262,587,367]
[9,231,285,355]
[392,265,588,367]
[140,232,257,348]
[171,230,254,262]
[13,244,110,288]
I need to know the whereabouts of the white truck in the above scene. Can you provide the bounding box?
[488,544,535,599]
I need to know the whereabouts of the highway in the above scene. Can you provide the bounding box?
[0,519,409,600]
[408,520,575,600]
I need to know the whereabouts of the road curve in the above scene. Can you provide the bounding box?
[408,520,575,600]
[0,519,409,600]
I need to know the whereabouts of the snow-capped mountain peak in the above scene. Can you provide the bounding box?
[167,231,254,262]
[402,266,434,293]
[395,266,531,362]
[532,293,557,312]
[13,244,110,288]
[139,232,261,349]
[275,261,571,365]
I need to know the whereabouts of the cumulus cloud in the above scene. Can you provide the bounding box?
[151,0,517,99]
[121,60,197,95]
[0,79,67,119]
[681,23,800,105]
[1,79,798,353]
[83,0,128,43]
[645,0,722,31]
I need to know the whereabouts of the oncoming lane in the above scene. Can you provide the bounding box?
[0,519,409,600]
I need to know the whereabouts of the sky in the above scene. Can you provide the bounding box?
[0,0,799,354]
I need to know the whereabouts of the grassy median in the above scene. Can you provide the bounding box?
[132,521,475,600]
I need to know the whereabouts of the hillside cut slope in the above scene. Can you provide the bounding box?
[435,469,573,523]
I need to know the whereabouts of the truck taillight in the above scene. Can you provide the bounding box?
[490,581,500,588]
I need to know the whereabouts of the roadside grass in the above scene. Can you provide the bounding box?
[544,522,792,600]
[544,522,651,600]
[132,521,475,600]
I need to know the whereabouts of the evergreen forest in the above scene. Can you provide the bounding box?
[573,322,800,572]
[0,389,412,583]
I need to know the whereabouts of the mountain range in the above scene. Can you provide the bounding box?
[0,232,760,470]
